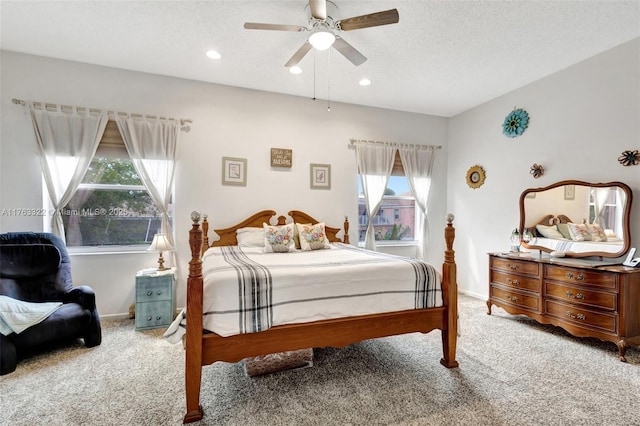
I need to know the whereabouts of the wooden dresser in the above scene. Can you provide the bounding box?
[487,253,640,361]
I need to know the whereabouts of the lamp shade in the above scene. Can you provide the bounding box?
[148,233,172,252]
[309,29,335,51]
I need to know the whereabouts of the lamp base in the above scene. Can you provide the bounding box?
[157,252,167,271]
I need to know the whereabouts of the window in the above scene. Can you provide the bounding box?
[357,151,417,243]
[589,187,619,231]
[56,121,170,248]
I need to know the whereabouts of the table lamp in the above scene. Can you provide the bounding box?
[148,233,172,271]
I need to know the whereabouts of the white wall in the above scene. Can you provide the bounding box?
[448,38,640,299]
[0,51,449,317]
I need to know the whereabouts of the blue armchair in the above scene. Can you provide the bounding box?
[0,232,101,375]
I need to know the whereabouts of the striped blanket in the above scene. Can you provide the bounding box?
[165,243,441,343]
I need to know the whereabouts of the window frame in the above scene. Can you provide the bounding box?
[357,176,419,246]
[42,120,173,253]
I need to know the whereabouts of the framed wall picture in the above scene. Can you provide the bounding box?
[222,157,247,186]
[310,164,331,190]
[564,184,575,200]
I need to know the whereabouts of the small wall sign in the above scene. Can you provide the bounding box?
[271,148,292,168]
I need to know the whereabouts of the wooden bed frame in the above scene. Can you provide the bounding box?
[183,209,458,423]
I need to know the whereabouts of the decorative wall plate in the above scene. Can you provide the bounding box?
[466,165,486,189]
[502,108,529,138]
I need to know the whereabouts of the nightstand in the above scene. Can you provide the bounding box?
[135,268,176,331]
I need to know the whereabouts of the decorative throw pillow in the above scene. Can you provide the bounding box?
[586,223,608,242]
[296,223,331,251]
[236,227,265,247]
[556,223,572,240]
[567,223,592,242]
[293,223,310,250]
[535,224,565,239]
[263,223,296,253]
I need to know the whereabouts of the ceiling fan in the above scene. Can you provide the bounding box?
[244,0,399,68]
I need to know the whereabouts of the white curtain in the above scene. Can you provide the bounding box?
[115,115,179,245]
[592,187,610,225]
[398,145,437,260]
[27,103,108,241]
[354,142,396,250]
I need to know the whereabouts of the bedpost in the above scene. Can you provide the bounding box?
[343,216,350,244]
[200,214,209,256]
[184,211,205,423]
[440,213,459,368]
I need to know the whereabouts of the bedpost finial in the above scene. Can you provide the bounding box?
[446,213,454,224]
[191,211,201,224]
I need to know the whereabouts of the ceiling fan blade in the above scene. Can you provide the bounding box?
[284,41,313,67]
[332,36,367,66]
[336,9,399,31]
[244,22,307,32]
[309,0,327,20]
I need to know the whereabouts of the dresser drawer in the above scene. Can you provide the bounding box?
[136,275,173,303]
[491,286,539,311]
[491,270,540,293]
[545,300,617,333]
[545,282,616,311]
[135,301,173,329]
[491,257,540,277]
[544,265,616,290]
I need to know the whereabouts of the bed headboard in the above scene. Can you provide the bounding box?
[201,209,350,253]
[527,214,574,236]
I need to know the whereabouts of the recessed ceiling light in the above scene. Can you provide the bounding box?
[359,78,371,86]
[289,66,302,74]
[206,50,221,60]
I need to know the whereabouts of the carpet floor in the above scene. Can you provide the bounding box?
[1,294,638,426]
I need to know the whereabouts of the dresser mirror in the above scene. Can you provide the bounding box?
[519,180,632,258]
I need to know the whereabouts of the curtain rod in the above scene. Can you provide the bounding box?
[11,98,192,126]
[349,139,442,150]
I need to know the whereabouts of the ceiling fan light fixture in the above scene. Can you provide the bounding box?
[206,50,221,60]
[309,29,335,51]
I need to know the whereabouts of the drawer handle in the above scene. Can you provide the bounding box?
[506,278,520,285]
[156,291,162,295]
[147,316,152,321]
[565,273,585,281]
[566,311,586,320]
[147,291,153,296]
[565,291,585,300]
[156,316,162,320]
[507,295,519,302]
[506,263,519,271]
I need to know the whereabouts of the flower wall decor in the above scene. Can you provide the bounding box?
[502,108,529,138]
[618,150,640,166]
[466,165,486,189]
[529,163,544,178]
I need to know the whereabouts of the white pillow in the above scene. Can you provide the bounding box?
[296,222,331,251]
[263,223,296,253]
[535,224,565,239]
[236,227,264,247]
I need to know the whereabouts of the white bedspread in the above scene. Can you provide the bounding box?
[165,243,441,343]
[527,237,623,254]
[0,295,62,336]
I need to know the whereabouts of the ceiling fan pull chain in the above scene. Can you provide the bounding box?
[327,48,331,112]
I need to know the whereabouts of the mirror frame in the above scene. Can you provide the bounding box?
[519,180,633,258]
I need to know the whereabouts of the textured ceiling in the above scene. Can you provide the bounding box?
[1,1,639,117]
